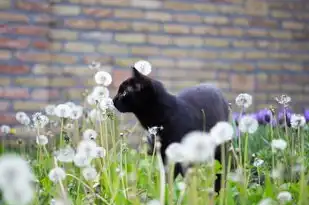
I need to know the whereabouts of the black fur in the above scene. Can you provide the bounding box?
[113,66,230,193]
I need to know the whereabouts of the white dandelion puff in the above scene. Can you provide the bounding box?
[134,60,152,76]
[235,93,252,109]
[238,115,259,134]
[55,145,75,163]
[45,105,56,116]
[73,153,92,168]
[277,191,292,203]
[89,108,106,122]
[70,105,83,120]
[83,129,98,141]
[228,167,244,183]
[65,101,76,108]
[92,86,110,102]
[0,125,10,134]
[290,114,306,129]
[94,71,112,86]
[16,112,30,125]
[32,112,49,128]
[36,135,48,145]
[54,104,71,118]
[258,198,276,205]
[82,167,98,181]
[89,61,101,70]
[99,97,114,111]
[165,143,186,163]
[87,94,97,105]
[48,167,66,183]
[253,158,264,167]
[210,121,234,145]
[3,182,34,205]
[271,139,287,152]
[275,94,291,107]
[180,131,216,164]
[95,147,106,158]
[77,140,98,158]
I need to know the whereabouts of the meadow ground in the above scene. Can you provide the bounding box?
[0,62,308,205]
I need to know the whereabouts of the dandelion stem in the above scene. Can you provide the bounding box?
[156,149,166,205]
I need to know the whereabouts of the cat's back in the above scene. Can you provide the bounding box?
[176,83,229,128]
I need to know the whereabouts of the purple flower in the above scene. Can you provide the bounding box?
[304,109,309,122]
[256,108,273,125]
[278,108,293,127]
[232,112,240,126]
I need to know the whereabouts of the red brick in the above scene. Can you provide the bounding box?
[249,18,278,28]
[114,9,144,19]
[52,54,78,64]
[0,50,12,60]
[65,19,96,29]
[11,25,49,36]
[0,88,29,99]
[0,38,30,49]
[83,8,113,18]
[220,28,244,36]
[16,52,51,62]
[173,14,202,23]
[0,65,30,74]
[33,15,54,24]
[32,41,50,50]
[0,101,9,111]
[99,21,131,31]
[0,12,29,22]
[16,1,50,12]
[163,24,190,34]
[0,114,16,125]
[31,89,59,100]
[112,69,130,88]
[231,74,255,91]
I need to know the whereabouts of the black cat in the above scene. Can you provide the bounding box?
[113,66,230,193]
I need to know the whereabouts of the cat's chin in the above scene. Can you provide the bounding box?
[113,101,131,113]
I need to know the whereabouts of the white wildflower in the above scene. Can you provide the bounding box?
[134,60,152,76]
[70,105,83,120]
[235,93,252,109]
[55,145,75,163]
[3,182,34,205]
[210,121,234,145]
[277,191,292,203]
[32,112,49,128]
[180,131,216,164]
[45,105,56,116]
[16,112,30,125]
[94,71,112,86]
[73,153,92,168]
[65,101,76,108]
[258,198,276,205]
[48,167,66,183]
[92,86,110,102]
[99,97,114,111]
[54,104,71,118]
[165,143,186,163]
[36,135,48,145]
[238,115,259,134]
[89,61,101,70]
[0,125,10,134]
[253,158,264,167]
[271,139,287,152]
[0,154,35,189]
[275,94,291,106]
[290,114,306,129]
[89,108,106,122]
[77,140,98,158]
[95,147,106,158]
[87,94,97,105]
[83,129,97,141]
[271,164,284,179]
[228,167,244,183]
[82,167,98,181]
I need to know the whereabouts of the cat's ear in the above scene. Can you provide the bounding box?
[131,66,144,79]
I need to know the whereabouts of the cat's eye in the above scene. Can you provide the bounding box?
[127,86,133,92]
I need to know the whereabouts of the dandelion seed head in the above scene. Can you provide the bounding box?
[0,125,10,134]
[95,147,106,158]
[32,112,49,128]
[235,93,252,109]
[48,167,66,183]
[181,131,216,164]
[290,114,306,129]
[83,129,98,141]
[275,94,291,107]
[82,167,98,181]
[65,101,76,108]
[70,105,83,120]
[92,86,110,102]
[16,112,30,125]
[134,60,152,76]
[271,139,287,152]
[87,94,97,106]
[258,198,276,205]
[77,140,98,158]
[45,105,56,116]
[253,158,264,167]
[277,191,292,203]
[99,97,114,111]
[165,143,186,163]
[55,145,75,163]
[238,115,259,134]
[55,104,71,118]
[94,71,112,86]
[210,121,234,145]
[36,135,48,145]
[89,108,106,122]
[3,182,34,205]
[73,153,92,168]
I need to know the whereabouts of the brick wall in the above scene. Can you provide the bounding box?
[1,0,309,128]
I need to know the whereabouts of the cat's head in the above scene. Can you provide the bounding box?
[113,66,161,113]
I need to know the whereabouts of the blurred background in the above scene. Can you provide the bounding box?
[1,0,309,140]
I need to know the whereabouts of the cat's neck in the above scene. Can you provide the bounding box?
[133,91,177,129]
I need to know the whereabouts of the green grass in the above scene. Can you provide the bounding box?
[0,107,309,205]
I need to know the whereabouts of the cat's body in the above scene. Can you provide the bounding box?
[113,67,230,193]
